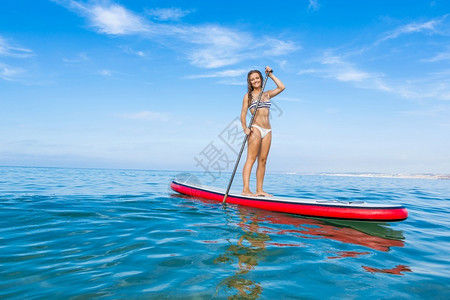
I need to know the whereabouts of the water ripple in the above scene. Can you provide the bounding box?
[0,167,449,298]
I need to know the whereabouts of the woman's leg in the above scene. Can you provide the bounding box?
[242,129,261,195]
[255,132,272,196]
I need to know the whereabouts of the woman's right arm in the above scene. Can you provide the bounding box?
[267,72,285,98]
[241,94,251,135]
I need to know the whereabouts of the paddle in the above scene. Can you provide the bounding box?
[222,69,272,205]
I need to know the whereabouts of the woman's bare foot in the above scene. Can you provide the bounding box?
[255,191,273,197]
[242,190,255,197]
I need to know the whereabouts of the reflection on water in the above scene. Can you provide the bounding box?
[327,251,371,259]
[252,208,412,276]
[363,265,413,276]
[213,206,411,298]
[215,214,269,298]
[256,210,405,252]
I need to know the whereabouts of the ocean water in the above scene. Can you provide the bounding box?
[0,166,449,299]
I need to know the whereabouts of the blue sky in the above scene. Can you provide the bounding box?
[1,0,449,174]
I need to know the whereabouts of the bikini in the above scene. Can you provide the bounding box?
[249,96,272,139]
[252,124,272,139]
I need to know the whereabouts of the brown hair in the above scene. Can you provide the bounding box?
[247,70,263,107]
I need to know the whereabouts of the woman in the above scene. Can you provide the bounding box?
[241,66,285,196]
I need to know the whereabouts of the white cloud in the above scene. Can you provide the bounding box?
[422,49,450,62]
[263,39,299,56]
[119,45,147,57]
[317,52,382,83]
[129,49,145,57]
[183,26,298,68]
[0,37,30,81]
[308,15,449,101]
[396,80,450,101]
[0,62,25,81]
[56,1,297,69]
[334,70,371,82]
[308,0,320,11]
[146,8,193,21]
[183,25,252,68]
[307,51,450,101]
[377,15,448,43]
[66,0,150,35]
[99,69,113,76]
[298,68,317,75]
[0,36,33,58]
[187,49,241,69]
[62,52,89,63]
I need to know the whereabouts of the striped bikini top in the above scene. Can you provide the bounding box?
[248,92,271,111]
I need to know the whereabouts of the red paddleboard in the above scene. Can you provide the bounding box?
[170,180,408,222]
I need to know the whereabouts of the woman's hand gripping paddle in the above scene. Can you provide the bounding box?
[222,70,272,205]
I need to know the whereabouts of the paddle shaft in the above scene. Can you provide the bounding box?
[222,70,272,204]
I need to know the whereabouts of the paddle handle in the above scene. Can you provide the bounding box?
[222,70,272,204]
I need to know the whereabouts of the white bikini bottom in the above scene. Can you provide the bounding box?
[252,124,272,139]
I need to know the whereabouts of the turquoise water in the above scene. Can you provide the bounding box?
[0,166,449,299]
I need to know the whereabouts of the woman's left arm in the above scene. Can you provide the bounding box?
[265,67,285,98]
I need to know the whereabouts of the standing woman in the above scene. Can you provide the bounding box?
[241,66,285,196]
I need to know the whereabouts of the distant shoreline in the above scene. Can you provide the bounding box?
[317,173,450,180]
[282,171,450,180]
[2,166,449,180]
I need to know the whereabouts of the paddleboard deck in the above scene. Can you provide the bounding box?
[170,180,408,222]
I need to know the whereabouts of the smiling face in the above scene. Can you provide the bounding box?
[249,72,262,89]
[246,70,264,105]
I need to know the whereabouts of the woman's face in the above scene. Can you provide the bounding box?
[249,72,261,88]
